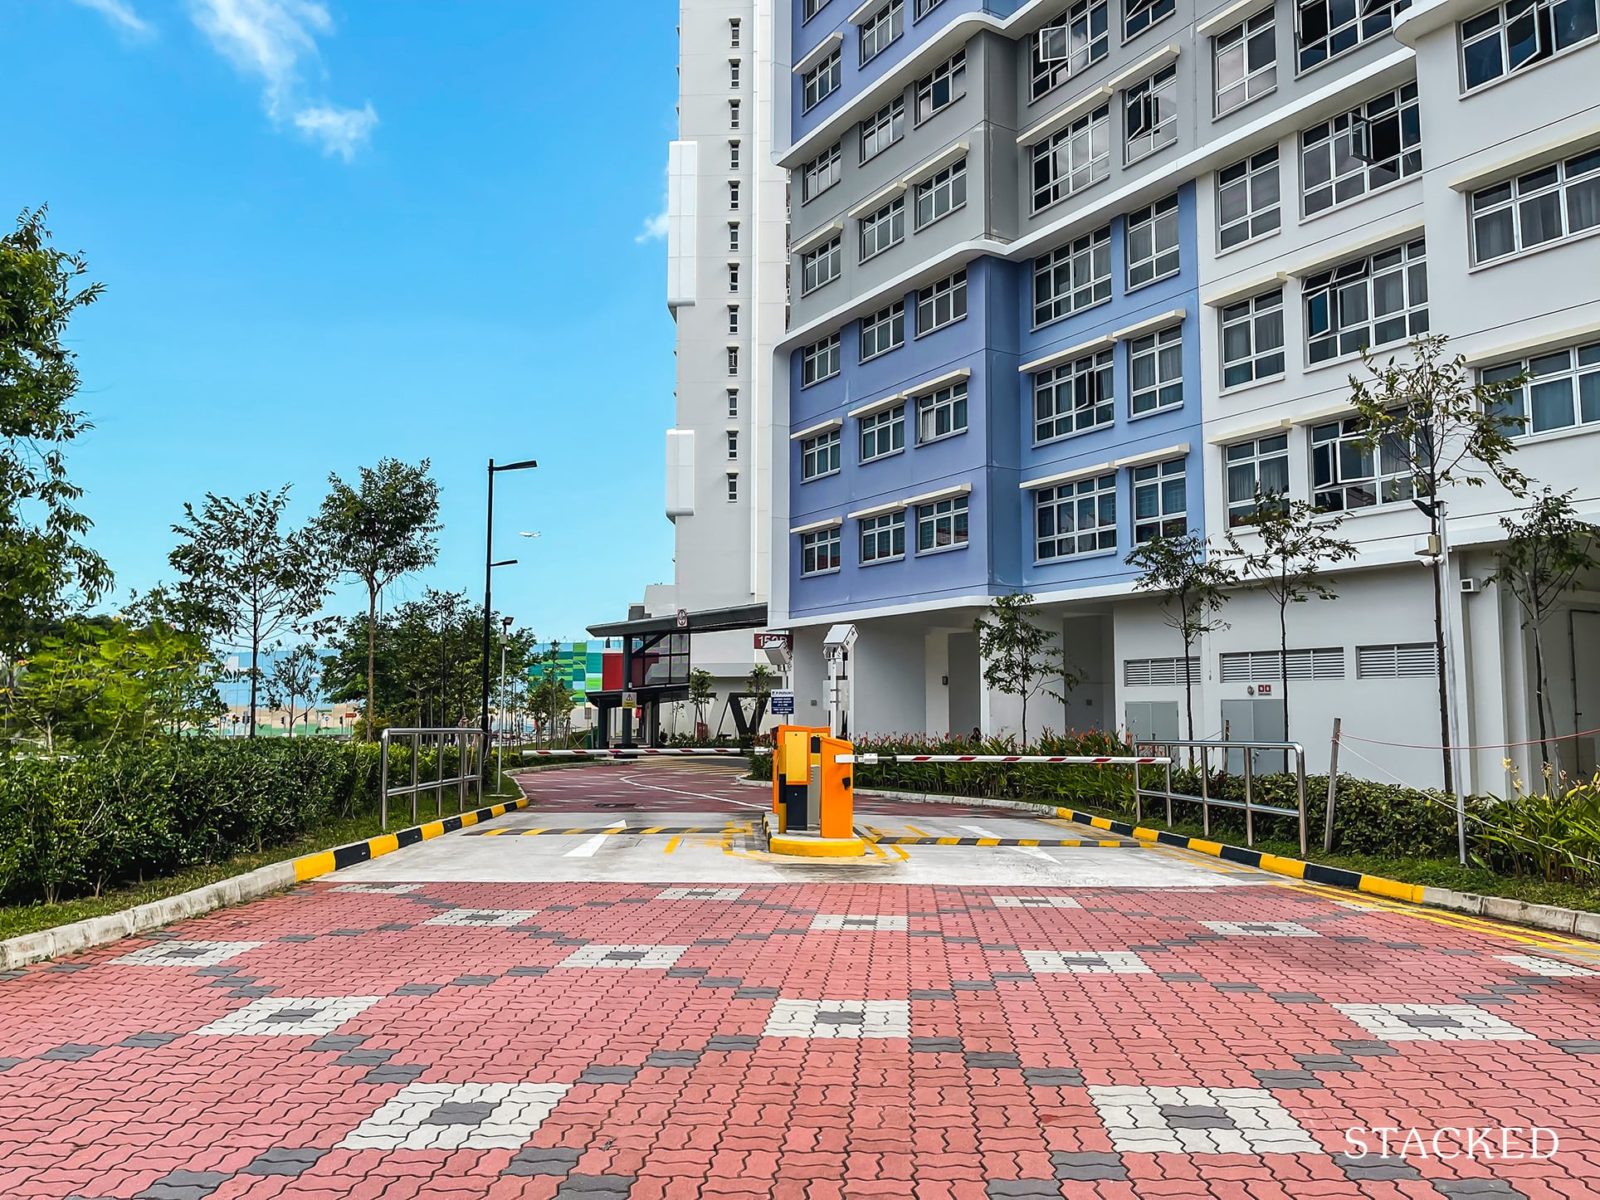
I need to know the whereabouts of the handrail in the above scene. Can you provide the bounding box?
[1133,737,1308,857]
[378,727,487,827]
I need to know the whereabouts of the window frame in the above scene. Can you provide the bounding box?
[799,526,841,576]
[1129,324,1184,417]
[915,380,969,444]
[800,235,843,296]
[1468,148,1600,266]
[858,301,906,363]
[859,510,907,565]
[1216,147,1281,252]
[916,494,970,554]
[727,430,739,461]
[1310,413,1422,512]
[1125,194,1180,290]
[914,159,968,229]
[1032,226,1112,327]
[860,97,906,163]
[859,0,905,65]
[1482,340,1600,436]
[1299,83,1422,219]
[1224,432,1290,527]
[1303,238,1429,367]
[801,142,842,203]
[1031,0,1110,100]
[1132,458,1187,543]
[1296,0,1412,75]
[1036,473,1117,562]
[1030,104,1110,213]
[1214,8,1278,116]
[859,405,907,463]
[915,269,968,336]
[801,428,842,481]
[1033,348,1114,444]
[1459,0,1600,91]
[859,195,907,262]
[802,48,843,113]
[801,333,842,387]
[915,49,967,123]
[1124,65,1178,164]
[1219,288,1286,389]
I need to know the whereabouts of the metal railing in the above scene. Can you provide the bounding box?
[378,727,487,827]
[1133,738,1308,857]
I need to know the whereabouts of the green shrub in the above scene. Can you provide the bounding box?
[0,739,386,908]
[1475,773,1600,884]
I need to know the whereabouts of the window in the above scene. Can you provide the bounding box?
[800,527,841,575]
[1125,66,1177,163]
[727,431,739,460]
[1126,194,1180,289]
[1034,349,1114,442]
[728,305,740,334]
[1032,0,1109,99]
[803,49,842,112]
[1297,0,1411,73]
[730,180,741,209]
[916,269,968,335]
[1215,10,1277,114]
[860,511,907,564]
[730,99,741,128]
[728,222,740,252]
[1224,433,1289,526]
[1469,149,1600,264]
[1031,105,1110,212]
[728,262,740,292]
[802,334,840,385]
[1220,289,1285,388]
[1304,239,1428,365]
[860,405,906,461]
[800,235,842,295]
[801,429,842,480]
[1461,0,1598,89]
[1357,643,1437,678]
[805,0,829,18]
[1311,415,1422,511]
[727,473,739,502]
[1133,458,1187,542]
[727,389,739,417]
[802,142,842,202]
[1124,656,1199,686]
[1220,648,1345,681]
[916,381,968,443]
[1036,474,1116,560]
[859,301,905,361]
[729,141,741,169]
[727,346,740,375]
[1125,0,1176,39]
[914,159,967,228]
[915,49,966,122]
[859,196,906,261]
[1216,148,1281,251]
[730,18,741,48]
[1130,325,1184,416]
[730,59,741,88]
[916,0,946,14]
[1033,227,1111,325]
[917,495,969,552]
[1483,340,1600,435]
[860,97,906,162]
[860,0,904,64]
[1301,84,1421,217]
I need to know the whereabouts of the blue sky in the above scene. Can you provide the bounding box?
[4,0,680,645]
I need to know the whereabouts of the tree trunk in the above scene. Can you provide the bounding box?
[365,586,378,742]
[1430,548,1454,793]
[1531,614,1553,780]
[247,650,259,739]
[1182,634,1196,767]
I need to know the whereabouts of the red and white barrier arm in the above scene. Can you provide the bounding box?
[838,754,1171,766]
[520,747,749,758]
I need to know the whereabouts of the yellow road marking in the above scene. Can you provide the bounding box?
[905,824,934,837]
[1294,881,1599,951]
[664,836,681,855]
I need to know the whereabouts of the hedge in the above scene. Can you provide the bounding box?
[0,738,510,908]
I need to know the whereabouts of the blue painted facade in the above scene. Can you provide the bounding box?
[792,0,1024,141]
[785,186,1205,624]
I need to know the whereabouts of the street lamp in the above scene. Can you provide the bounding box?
[483,457,537,743]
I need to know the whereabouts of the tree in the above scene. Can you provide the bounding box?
[1125,533,1237,747]
[1348,333,1528,790]
[266,643,322,738]
[529,642,572,746]
[1225,493,1355,745]
[1490,489,1599,773]
[0,208,113,662]
[687,668,715,734]
[169,486,330,737]
[973,592,1081,744]
[744,663,774,734]
[313,458,441,738]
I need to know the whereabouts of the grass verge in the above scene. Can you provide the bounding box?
[0,785,525,943]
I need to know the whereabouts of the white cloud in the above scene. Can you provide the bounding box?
[187,0,376,159]
[293,102,378,161]
[70,0,153,36]
[635,209,669,244]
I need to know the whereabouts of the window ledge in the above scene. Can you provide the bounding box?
[1466,226,1600,276]
[1512,421,1600,449]
[792,417,844,440]
[1218,371,1287,398]
[800,470,842,484]
[792,516,844,534]
[1297,176,1422,228]
[794,32,844,76]
[1302,339,1411,376]
[1197,0,1274,39]
[1214,83,1279,122]
[1128,401,1184,422]
[915,542,970,558]
[860,448,908,466]
[916,428,969,448]
[859,555,907,568]
[1036,547,1118,566]
[799,569,842,579]
[1033,422,1117,450]
[1213,225,1283,260]
[1124,267,1182,296]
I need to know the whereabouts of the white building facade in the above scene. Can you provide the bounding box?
[764,0,1600,792]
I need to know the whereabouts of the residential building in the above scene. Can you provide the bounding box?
[768,0,1600,791]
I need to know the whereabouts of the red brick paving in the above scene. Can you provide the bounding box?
[3,872,1599,1198]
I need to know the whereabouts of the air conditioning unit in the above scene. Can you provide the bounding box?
[1460,577,1480,594]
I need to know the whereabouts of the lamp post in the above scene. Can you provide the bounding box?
[483,457,537,742]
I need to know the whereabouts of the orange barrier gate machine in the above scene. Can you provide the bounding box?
[770,725,856,839]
